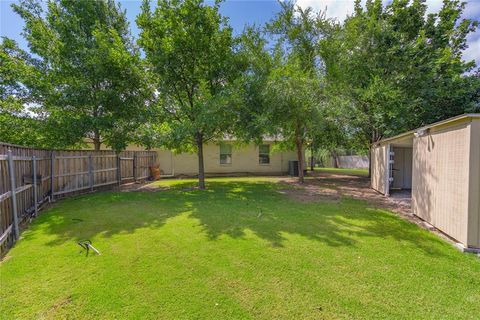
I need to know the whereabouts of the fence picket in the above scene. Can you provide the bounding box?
[0,143,156,256]
[33,156,38,216]
[7,150,19,241]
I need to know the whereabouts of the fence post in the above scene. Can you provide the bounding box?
[50,151,55,202]
[117,154,121,186]
[33,156,38,217]
[89,154,94,192]
[133,153,137,182]
[7,150,20,241]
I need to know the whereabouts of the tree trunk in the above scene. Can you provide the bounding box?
[93,130,101,151]
[196,132,206,189]
[332,150,339,168]
[310,145,315,171]
[295,134,304,184]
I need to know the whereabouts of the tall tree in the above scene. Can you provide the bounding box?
[230,26,274,143]
[11,0,149,151]
[137,0,239,189]
[0,37,44,147]
[262,2,329,183]
[320,0,480,175]
[263,58,324,183]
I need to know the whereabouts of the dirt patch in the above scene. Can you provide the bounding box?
[281,172,468,248]
[279,172,412,216]
[277,184,340,203]
[119,182,203,193]
[119,181,165,192]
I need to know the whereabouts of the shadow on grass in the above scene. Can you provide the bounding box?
[29,180,449,257]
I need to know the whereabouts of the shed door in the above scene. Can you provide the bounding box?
[392,148,405,189]
[392,147,413,189]
[403,148,412,188]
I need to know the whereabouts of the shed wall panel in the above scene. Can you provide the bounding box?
[412,122,471,245]
[371,145,387,194]
[467,119,480,248]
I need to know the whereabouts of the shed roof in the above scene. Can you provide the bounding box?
[373,113,480,146]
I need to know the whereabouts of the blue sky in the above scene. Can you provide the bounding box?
[0,0,283,48]
[1,0,480,65]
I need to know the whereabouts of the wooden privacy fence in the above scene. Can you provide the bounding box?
[0,143,156,255]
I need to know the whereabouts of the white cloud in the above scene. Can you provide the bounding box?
[295,0,480,66]
[295,0,357,21]
[424,0,443,15]
[464,34,480,64]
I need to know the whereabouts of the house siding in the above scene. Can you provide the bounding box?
[151,142,300,176]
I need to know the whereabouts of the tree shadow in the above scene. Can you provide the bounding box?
[25,191,183,246]
[26,180,449,257]
[186,182,449,256]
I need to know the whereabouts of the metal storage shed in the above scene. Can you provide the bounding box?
[371,114,480,252]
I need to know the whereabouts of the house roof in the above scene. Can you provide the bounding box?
[373,113,480,145]
[221,134,284,142]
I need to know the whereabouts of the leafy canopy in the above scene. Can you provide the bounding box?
[320,0,480,147]
[137,0,242,188]
[10,0,150,151]
[137,0,240,150]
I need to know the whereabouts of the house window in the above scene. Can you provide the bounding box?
[259,144,270,164]
[220,143,232,164]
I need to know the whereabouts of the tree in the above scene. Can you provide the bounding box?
[0,37,44,147]
[137,0,240,189]
[229,26,274,144]
[320,0,480,175]
[11,0,150,151]
[263,59,324,183]
[262,2,329,183]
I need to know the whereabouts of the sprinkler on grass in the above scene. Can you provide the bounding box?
[77,240,101,256]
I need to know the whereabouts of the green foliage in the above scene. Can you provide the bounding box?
[137,0,241,187]
[0,38,37,110]
[3,0,479,159]
[262,59,323,147]
[0,112,43,147]
[229,26,274,143]
[257,2,329,182]
[9,0,150,151]
[0,38,43,147]
[321,0,480,148]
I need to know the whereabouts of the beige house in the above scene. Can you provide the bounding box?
[127,139,301,177]
[371,114,480,252]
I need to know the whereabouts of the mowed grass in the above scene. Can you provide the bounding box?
[314,167,369,176]
[1,177,479,319]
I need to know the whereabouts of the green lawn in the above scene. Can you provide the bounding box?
[1,177,479,319]
[314,167,369,176]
